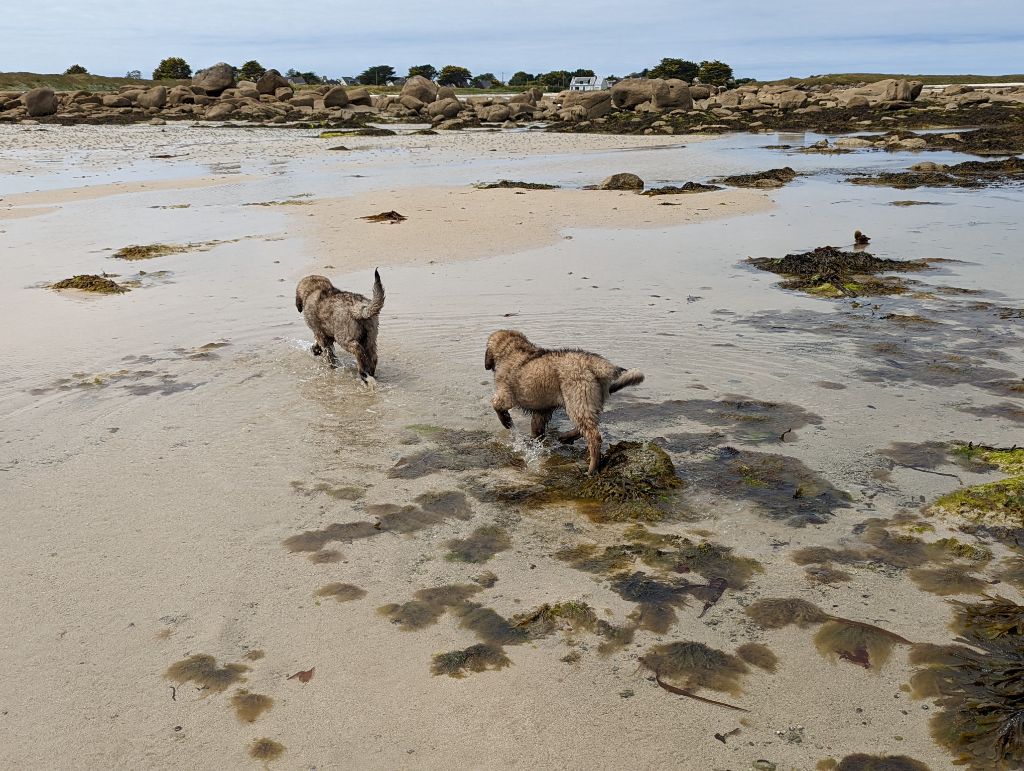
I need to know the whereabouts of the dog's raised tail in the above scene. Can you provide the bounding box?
[358,268,385,319]
[610,368,645,393]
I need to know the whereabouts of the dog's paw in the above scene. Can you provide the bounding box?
[311,344,323,356]
[363,375,378,390]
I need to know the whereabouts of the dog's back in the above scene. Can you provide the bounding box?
[506,347,637,411]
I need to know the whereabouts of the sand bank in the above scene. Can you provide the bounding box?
[299,185,771,269]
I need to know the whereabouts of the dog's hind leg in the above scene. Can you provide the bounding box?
[364,332,379,377]
[340,340,371,382]
[566,385,604,474]
[531,410,553,438]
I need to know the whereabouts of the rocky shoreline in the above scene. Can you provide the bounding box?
[3,64,1023,138]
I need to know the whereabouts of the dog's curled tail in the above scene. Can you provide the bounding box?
[610,368,645,393]
[358,268,385,319]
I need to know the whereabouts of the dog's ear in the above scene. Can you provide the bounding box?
[484,347,495,371]
[295,296,304,313]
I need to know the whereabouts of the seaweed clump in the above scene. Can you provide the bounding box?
[165,653,248,692]
[315,582,367,602]
[229,689,273,722]
[50,274,127,294]
[746,597,913,671]
[688,447,851,526]
[642,182,723,196]
[444,525,512,563]
[930,444,1024,528]
[283,489,473,552]
[640,641,752,710]
[473,180,558,190]
[909,595,1024,768]
[510,600,599,637]
[535,441,683,522]
[360,210,406,223]
[747,246,932,298]
[736,642,779,672]
[556,526,760,632]
[112,243,185,260]
[716,167,797,188]
[378,584,481,630]
[249,738,285,761]
[833,754,931,771]
[431,644,511,678]
[389,426,525,479]
[850,156,1024,189]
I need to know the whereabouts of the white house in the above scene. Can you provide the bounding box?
[569,76,610,92]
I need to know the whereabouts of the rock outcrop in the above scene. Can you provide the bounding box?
[192,63,236,95]
[22,87,58,116]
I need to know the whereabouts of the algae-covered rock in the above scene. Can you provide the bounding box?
[850,156,1024,189]
[473,180,558,190]
[716,167,796,188]
[930,478,1024,527]
[537,441,683,522]
[747,245,932,298]
[50,274,127,293]
[641,182,723,196]
[113,243,186,260]
[930,443,1024,527]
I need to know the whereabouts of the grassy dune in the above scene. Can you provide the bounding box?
[0,72,185,92]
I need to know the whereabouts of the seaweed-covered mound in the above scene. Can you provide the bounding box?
[641,182,723,196]
[473,180,558,190]
[850,156,1024,189]
[535,441,684,522]
[930,444,1024,527]
[747,245,932,297]
[50,274,127,293]
[716,167,797,188]
[430,644,511,677]
[866,126,1024,156]
[113,243,184,260]
[909,595,1024,768]
[639,641,750,697]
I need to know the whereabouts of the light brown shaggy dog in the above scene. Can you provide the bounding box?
[295,269,385,384]
[485,330,644,474]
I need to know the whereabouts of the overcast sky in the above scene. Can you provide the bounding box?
[4,1,1022,80]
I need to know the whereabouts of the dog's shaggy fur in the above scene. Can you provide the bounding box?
[295,269,385,383]
[484,329,644,474]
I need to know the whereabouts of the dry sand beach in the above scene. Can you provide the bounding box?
[1,123,1023,770]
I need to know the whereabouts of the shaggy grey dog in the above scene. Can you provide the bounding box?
[295,269,385,384]
[484,329,644,474]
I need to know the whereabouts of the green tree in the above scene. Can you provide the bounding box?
[124,69,142,79]
[239,60,266,81]
[649,58,699,81]
[698,60,734,86]
[64,64,88,75]
[407,64,437,80]
[153,57,192,80]
[538,70,571,90]
[509,71,534,87]
[570,68,595,78]
[472,72,501,88]
[357,65,395,85]
[438,65,472,87]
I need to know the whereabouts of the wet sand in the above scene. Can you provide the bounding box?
[1,124,1022,770]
